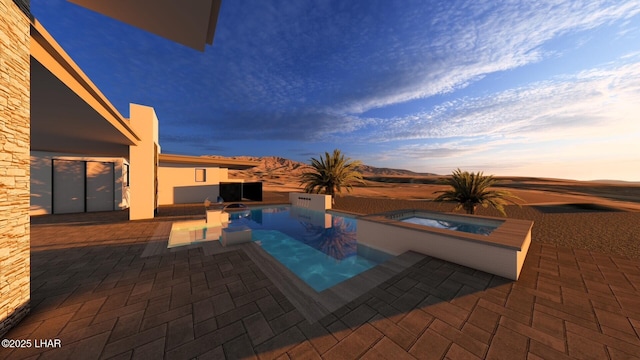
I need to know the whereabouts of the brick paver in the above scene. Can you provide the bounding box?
[1,206,639,359]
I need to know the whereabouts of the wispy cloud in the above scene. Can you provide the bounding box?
[190,0,640,142]
[361,59,640,143]
[178,109,369,142]
[171,56,640,145]
[35,0,640,141]
[357,57,640,178]
[31,0,640,180]
[333,0,640,114]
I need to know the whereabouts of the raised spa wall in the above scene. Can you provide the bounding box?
[356,210,534,280]
[289,192,331,212]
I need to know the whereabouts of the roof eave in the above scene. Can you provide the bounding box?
[159,153,260,170]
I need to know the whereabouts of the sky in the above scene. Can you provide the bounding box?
[32,0,640,181]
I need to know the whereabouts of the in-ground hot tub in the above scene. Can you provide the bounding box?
[357,210,533,280]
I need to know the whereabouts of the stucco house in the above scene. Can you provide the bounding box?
[1,0,243,336]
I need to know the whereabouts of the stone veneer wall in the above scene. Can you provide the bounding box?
[0,0,31,337]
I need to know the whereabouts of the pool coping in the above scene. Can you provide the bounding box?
[242,241,426,323]
[359,209,533,251]
[356,209,534,280]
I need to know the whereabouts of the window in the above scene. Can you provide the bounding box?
[123,164,130,186]
[195,168,206,182]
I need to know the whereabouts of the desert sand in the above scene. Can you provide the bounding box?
[252,175,640,259]
[225,156,640,258]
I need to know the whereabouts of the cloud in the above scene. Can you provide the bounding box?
[355,57,640,179]
[171,56,640,148]
[31,0,640,178]
[183,109,371,142]
[379,140,492,160]
[361,59,640,143]
[172,1,640,118]
[294,150,322,158]
[159,133,228,154]
[334,0,640,114]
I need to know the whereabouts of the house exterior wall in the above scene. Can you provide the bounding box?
[157,164,242,205]
[128,104,159,220]
[0,0,31,337]
[30,151,129,215]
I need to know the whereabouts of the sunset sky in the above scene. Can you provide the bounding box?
[32,1,640,181]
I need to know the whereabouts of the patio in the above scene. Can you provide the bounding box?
[1,204,639,359]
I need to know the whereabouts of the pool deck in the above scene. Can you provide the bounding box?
[2,204,639,359]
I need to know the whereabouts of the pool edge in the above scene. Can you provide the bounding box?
[356,209,534,280]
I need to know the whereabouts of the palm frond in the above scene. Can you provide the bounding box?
[299,149,365,202]
[433,168,522,216]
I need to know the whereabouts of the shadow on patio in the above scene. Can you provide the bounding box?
[2,209,639,359]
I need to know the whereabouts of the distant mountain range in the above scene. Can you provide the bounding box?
[204,155,438,177]
[588,179,640,184]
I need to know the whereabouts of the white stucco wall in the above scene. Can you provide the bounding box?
[157,164,242,205]
[30,151,128,215]
[289,192,332,211]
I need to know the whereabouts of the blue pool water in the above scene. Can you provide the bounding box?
[227,206,390,291]
[401,216,499,236]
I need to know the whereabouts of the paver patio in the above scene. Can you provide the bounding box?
[1,205,639,359]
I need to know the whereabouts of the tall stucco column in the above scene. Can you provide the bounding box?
[0,0,31,337]
[128,104,160,220]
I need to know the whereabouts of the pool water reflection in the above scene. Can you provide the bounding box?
[228,206,391,291]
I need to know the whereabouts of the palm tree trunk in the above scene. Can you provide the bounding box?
[464,203,476,214]
[327,186,335,205]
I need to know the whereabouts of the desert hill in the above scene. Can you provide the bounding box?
[203,155,639,208]
[356,164,437,177]
[204,155,437,178]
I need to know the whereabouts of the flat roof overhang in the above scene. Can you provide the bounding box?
[30,20,140,157]
[159,154,260,170]
[67,0,222,51]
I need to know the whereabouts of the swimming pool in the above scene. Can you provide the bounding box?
[215,206,391,291]
[401,215,499,235]
[231,206,390,291]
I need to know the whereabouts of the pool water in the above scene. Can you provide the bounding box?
[401,216,499,236]
[227,206,390,291]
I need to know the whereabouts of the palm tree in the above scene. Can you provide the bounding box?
[300,149,364,204]
[434,168,521,216]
